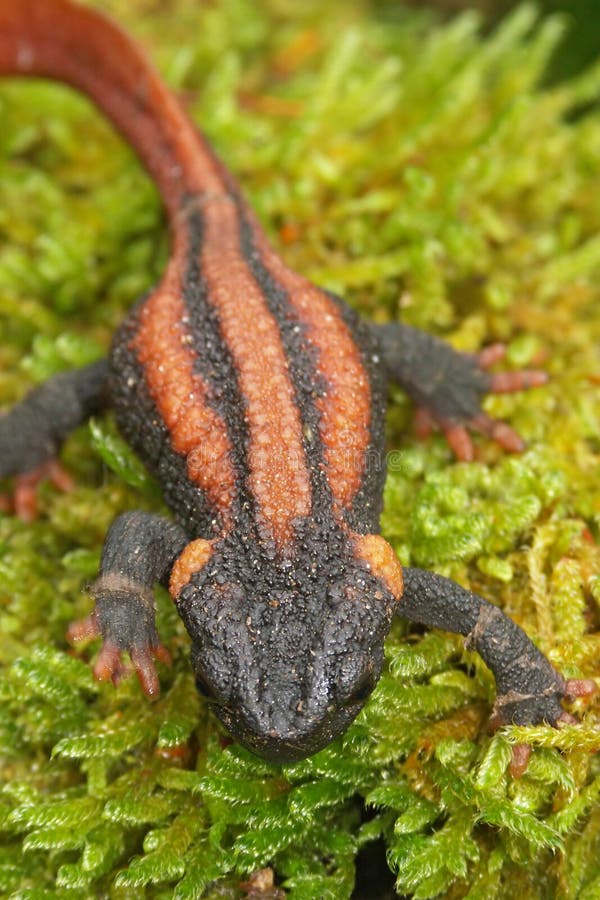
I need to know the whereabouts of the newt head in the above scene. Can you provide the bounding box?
[172,528,403,763]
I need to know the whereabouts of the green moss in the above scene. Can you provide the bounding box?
[1,0,599,896]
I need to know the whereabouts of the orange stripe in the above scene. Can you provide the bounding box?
[200,197,312,546]
[134,261,237,525]
[251,228,372,510]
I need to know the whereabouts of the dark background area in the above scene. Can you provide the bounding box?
[378,0,599,81]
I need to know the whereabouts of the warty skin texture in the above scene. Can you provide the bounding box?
[178,525,399,762]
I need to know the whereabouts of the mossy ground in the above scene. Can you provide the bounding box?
[0,1,599,897]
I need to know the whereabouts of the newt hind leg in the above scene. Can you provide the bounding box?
[372,322,547,460]
[0,359,109,518]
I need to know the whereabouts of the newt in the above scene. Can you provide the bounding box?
[0,0,594,769]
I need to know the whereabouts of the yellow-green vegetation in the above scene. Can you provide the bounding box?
[1,1,599,896]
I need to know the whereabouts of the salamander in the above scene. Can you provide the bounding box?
[0,0,594,767]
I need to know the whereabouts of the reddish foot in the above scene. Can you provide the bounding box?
[68,613,171,698]
[493,677,597,778]
[563,678,597,701]
[414,343,548,462]
[508,743,532,778]
[0,459,74,521]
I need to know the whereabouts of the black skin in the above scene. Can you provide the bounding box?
[0,359,108,477]
[0,322,581,764]
[92,512,188,655]
[375,323,491,424]
[177,518,398,762]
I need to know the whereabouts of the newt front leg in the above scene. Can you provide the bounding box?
[400,568,596,774]
[69,511,188,696]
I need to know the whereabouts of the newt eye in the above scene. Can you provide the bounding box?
[194,671,230,708]
[343,671,377,707]
[195,672,224,706]
[194,672,214,700]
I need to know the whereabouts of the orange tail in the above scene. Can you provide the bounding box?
[0,0,229,220]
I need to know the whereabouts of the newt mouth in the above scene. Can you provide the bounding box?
[214,698,360,764]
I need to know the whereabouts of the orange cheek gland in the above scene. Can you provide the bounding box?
[170,538,215,598]
[353,533,404,601]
